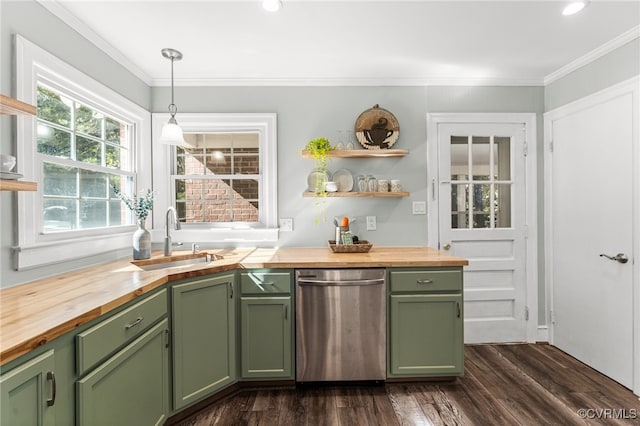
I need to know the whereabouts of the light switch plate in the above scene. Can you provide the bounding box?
[366,215,377,231]
[412,201,427,215]
[279,218,293,231]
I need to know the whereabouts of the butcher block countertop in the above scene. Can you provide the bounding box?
[0,246,467,366]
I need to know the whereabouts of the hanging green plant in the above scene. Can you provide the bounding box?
[304,137,333,223]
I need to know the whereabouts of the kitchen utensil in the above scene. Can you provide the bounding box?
[307,169,329,192]
[324,181,338,192]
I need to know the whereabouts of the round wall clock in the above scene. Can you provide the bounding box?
[354,104,399,150]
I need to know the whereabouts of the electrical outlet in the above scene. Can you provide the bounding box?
[366,215,377,231]
[412,201,426,215]
[279,218,293,232]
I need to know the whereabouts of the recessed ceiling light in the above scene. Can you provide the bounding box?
[562,1,588,16]
[262,0,282,12]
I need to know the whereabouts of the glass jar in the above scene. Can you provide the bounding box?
[357,175,367,192]
[367,175,377,192]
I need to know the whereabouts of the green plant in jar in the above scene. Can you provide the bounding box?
[304,137,333,223]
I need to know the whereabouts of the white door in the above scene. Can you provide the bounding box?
[434,120,532,343]
[546,83,636,390]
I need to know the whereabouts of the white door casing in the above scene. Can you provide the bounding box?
[545,77,639,395]
[427,113,538,344]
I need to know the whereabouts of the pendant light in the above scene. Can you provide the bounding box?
[159,48,186,145]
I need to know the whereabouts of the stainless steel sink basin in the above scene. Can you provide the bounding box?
[132,253,222,271]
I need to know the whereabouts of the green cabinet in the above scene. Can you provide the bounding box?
[239,270,294,380]
[76,319,170,426]
[388,268,464,377]
[0,350,56,426]
[171,272,237,410]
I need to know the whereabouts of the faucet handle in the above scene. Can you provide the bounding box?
[191,243,200,254]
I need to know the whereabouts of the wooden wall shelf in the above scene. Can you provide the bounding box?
[301,149,408,158]
[303,191,409,198]
[0,180,37,191]
[0,95,36,116]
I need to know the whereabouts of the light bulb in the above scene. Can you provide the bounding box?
[262,0,282,12]
[562,1,587,16]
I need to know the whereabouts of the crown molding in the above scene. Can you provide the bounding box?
[152,76,544,87]
[544,25,640,85]
[36,0,153,86]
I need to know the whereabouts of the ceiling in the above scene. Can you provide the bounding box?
[42,0,640,87]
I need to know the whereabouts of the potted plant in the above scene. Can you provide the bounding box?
[113,186,155,259]
[304,137,333,223]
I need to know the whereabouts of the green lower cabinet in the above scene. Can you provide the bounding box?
[76,319,170,426]
[389,294,463,377]
[240,297,293,379]
[171,273,237,411]
[0,350,56,426]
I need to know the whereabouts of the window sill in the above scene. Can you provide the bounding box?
[150,227,279,244]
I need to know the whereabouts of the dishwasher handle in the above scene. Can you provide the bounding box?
[297,278,385,287]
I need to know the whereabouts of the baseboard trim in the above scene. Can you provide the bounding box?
[537,325,549,343]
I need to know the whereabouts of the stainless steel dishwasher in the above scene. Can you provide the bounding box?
[295,269,386,382]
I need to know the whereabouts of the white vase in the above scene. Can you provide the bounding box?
[132,219,151,260]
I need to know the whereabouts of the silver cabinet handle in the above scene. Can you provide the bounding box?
[284,304,288,321]
[416,279,433,284]
[46,371,56,407]
[599,253,629,264]
[124,317,143,330]
[456,302,461,318]
[229,282,234,299]
[260,281,275,286]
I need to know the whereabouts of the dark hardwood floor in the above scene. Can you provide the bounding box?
[175,344,640,425]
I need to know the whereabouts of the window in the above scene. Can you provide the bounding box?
[151,113,278,243]
[450,135,512,229]
[36,85,135,232]
[15,35,151,269]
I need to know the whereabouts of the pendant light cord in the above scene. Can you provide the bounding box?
[169,57,177,118]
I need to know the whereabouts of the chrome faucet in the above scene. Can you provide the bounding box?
[164,206,181,256]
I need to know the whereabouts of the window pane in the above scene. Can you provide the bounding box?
[105,117,123,144]
[37,125,71,158]
[450,136,468,181]
[233,149,259,175]
[109,200,126,226]
[80,200,107,229]
[175,179,186,201]
[205,149,231,175]
[77,135,102,165]
[451,183,468,229]
[473,184,491,228]
[495,183,512,228]
[105,144,121,168]
[80,169,107,198]
[43,198,76,232]
[184,154,205,175]
[76,104,103,138]
[231,179,259,222]
[494,136,511,180]
[37,86,71,127]
[471,136,490,180]
[109,175,132,198]
[43,163,77,196]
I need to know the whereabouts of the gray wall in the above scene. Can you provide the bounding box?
[0,0,151,287]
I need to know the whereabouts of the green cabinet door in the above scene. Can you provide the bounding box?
[76,319,170,426]
[0,350,56,426]
[240,297,293,379]
[171,273,237,410]
[389,294,463,376]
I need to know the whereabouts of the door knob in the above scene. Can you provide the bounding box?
[442,243,451,250]
[599,253,629,264]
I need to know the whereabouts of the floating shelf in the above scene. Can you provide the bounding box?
[0,95,36,116]
[303,191,409,198]
[301,149,408,158]
[0,180,37,191]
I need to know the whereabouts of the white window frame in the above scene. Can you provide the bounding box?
[151,113,278,243]
[14,35,151,270]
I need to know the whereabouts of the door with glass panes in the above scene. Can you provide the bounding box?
[437,123,528,343]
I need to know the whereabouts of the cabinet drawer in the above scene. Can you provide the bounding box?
[76,289,167,375]
[240,271,291,295]
[390,270,461,293]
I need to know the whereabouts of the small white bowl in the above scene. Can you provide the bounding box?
[0,154,16,172]
[324,181,338,192]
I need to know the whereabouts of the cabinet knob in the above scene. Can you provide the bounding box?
[442,243,451,250]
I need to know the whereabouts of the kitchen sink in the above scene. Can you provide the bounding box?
[131,253,222,271]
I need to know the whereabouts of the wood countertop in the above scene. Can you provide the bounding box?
[0,246,467,366]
